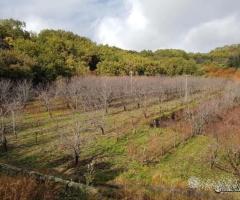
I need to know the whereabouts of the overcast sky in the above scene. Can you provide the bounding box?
[1,0,240,52]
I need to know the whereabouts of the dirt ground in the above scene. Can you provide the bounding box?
[151,104,240,139]
[205,106,240,137]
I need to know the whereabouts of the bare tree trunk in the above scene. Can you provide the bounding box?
[74,151,79,166]
[105,105,108,114]
[11,110,17,138]
[2,136,7,152]
[1,134,7,152]
[47,107,53,119]
[210,150,217,169]
[137,102,140,109]
[143,111,147,119]
[100,126,105,135]
[35,132,38,144]
[184,74,188,102]
[143,95,148,118]
[0,112,7,152]
[131,118,136,133]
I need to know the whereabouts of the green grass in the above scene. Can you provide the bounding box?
[154,136,229,183]
[112,135,233,188]
[0,90,235,198]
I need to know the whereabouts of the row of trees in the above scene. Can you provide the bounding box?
[0,79,32,152]
[50,76,225,117]
[0,76,226,165]
[0,75,239,182]
[185,83,240,180]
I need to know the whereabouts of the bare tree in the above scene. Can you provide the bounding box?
[8,100,19,138]
[0,108,7,152]
[0,79,12,152]
[100,77,114,114]
[211,132,240,180]
[89,111,106,135]
[16,80,32,107]
[61,116,86,166]
[64,77,83,111]
[37,84,56,119]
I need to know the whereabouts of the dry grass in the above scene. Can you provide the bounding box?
[206,65,240,81]
[0,174,59,200]
[111,182,235,200]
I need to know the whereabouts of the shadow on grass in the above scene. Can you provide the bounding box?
[93,162,124,186]
[45,155,71,168]
[70,154,125,187]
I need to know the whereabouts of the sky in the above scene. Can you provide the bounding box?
[1,0,240,52]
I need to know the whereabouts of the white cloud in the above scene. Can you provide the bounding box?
[97,17,126,48]
[182,15,240,52]
[126,0,147,30]
[25,17,50,32]
[1,0,240,52]
[95,0,240,52]
[0,0,124,37]
[95,0,158,50]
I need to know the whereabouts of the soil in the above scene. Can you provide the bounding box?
[205,106,240,137]
[150,108,185,128]
[150,104,240,138]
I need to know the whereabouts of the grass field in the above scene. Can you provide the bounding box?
[0,76,240,199]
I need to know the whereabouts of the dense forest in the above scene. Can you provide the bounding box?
[1,19,240,83]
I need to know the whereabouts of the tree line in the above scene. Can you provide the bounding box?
[1,19,240,83]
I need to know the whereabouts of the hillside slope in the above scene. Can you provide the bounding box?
[1,19,240,82]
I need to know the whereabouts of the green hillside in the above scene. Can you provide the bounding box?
[1,18,240,83]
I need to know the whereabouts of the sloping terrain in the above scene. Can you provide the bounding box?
[0,76,240,199]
